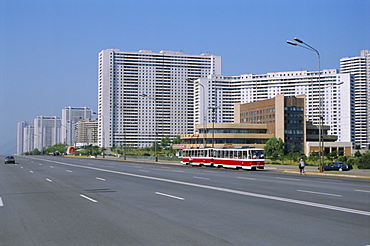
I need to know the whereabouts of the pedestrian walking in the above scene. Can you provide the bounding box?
[299,159,305,174]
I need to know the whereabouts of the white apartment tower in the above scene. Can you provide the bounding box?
[74,118,98,147]
[17,121,34,155]
[195,69,355,144]
[340,50,370,149]
[98,49,221,148]
[34,116,61,150]
[61,106,92,146]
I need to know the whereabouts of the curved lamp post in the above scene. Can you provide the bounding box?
[287,38,324,172]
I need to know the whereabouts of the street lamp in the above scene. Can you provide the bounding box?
[287,37,324,172]
[140,94,158,162]
[208,106,219,148]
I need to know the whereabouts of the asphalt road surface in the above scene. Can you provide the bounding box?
[1,155,369,246]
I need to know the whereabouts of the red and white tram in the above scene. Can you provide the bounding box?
[181,147,265,170]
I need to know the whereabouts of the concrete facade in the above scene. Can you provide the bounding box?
[98,49,221,148]
[74,118,98,146]
[340,50,370,149]
[17,121,34,155]
[194,69,354,145]
[33,116,61,150]
[61,106,92,146]
[182,95,352,156]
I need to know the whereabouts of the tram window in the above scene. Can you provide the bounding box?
[251,150,264,159]
[237,151,242,159]
[242,151,247,159]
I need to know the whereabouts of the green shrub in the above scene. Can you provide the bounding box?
[357,151,370,169]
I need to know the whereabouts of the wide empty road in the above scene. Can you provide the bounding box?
[1,155,369,245]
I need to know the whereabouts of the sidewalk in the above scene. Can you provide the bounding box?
[265,164,370,180]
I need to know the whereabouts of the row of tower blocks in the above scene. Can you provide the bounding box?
[18,49,369,155]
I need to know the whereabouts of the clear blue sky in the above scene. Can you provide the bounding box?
[0,0,369,154]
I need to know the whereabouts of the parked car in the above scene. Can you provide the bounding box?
[323,162,352,171]
[4,156,15,164]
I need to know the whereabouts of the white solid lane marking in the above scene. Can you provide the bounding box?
[237,177,256,180]
[31,158,370,216]
[0,197,3,206]
[297,190,342,197]
[355,190,370,193]
[80,194,98,203]
[155,192,184,200]
[96,177,106,181]
[46,178,52,182]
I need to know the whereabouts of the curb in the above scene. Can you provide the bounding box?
[283,170,370,180]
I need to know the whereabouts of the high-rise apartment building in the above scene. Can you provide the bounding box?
[34,116,61,150]
[61,106,92,146]
[194,69,355,144]
[340,50,370,149]
[17,121,34,155]
[74,118,98,146]
[98,49,221,148]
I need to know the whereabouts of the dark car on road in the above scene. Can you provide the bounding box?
[323,162,352,171]
[4,156,15,164]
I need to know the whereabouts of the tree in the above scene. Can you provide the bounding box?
[357,151,370,169]
[308,151,320,165]
[160,136,171,150]
[264,137,285,161]
[354,150,362,158]
[172,136,182,145]
[32,148,41,155]
[327,150,338,161]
